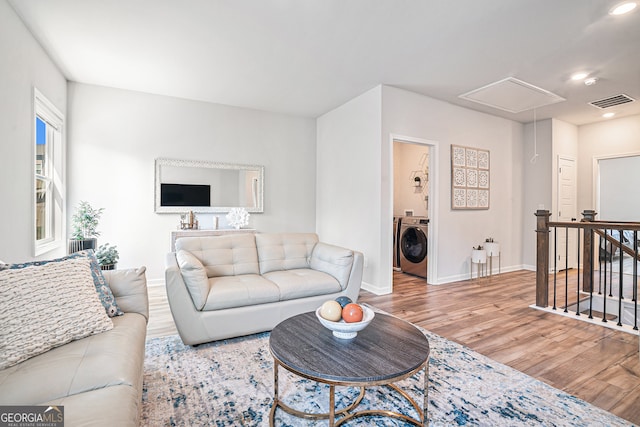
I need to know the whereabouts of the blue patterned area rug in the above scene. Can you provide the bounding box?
[141,325,632,426]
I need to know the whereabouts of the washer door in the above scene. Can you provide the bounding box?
[401,227,427,263]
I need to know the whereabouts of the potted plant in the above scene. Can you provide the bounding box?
[96,243,119,270]
[68,201,104,253]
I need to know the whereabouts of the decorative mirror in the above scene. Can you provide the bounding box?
[154,158,264,213]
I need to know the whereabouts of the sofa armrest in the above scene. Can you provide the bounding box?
[165,253,186,303]
[165,253,215,344]
[102,267,149,322]
[347,251,364,298]
[310,242,357,290]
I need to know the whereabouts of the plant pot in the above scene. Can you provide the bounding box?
[100,263,116,271]
[484,242,500,257]
[68,238,97,254]
[471,249,487,264]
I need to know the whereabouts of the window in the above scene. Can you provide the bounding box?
[34,88,65,256]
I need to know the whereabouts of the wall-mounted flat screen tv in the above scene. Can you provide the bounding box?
[161,183,211,207]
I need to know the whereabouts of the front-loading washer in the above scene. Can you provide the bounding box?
[399,216,428,279]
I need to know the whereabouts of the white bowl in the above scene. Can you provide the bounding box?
[315,305,375,339]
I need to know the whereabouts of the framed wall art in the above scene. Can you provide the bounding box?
[451,144,490,210]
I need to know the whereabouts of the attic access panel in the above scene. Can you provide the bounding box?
[459,77,565,113]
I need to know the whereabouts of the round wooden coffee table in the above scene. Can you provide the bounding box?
[269,310,430,426]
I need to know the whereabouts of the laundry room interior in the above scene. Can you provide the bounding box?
[393,140,431,284]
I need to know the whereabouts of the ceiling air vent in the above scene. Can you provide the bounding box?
[589,94,635,109]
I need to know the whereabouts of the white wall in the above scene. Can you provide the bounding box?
[521,115,639,270]
[317,85,526,293]
[577,114,640,218]
[316,86,383,291]
[0,1,67,263]
[394,142,429,217]
[521,119,553,269]
[599,156,640,221]
[67,83,317,281]
[382,86,525,284]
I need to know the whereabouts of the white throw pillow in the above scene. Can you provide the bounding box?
[176,250,210,310]
[0,257,114,369]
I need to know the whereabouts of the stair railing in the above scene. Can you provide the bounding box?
[535,209,640,331]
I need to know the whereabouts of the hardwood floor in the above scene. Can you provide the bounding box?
[147,284,178,339]
[146,270,640,424]
[360,270,640,425]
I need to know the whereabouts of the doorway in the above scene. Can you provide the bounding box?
[392,136,438,289]
[595,153,640,277]
[596,154,640,221]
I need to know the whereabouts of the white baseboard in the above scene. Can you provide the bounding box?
[431,264,528,285]
[361,281,392,296]
[530,304,640,336]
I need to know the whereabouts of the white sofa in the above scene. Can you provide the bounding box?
[0,265,148,426]
[165,233,364,345]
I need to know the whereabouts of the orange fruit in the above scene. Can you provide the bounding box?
[342,303,364,323]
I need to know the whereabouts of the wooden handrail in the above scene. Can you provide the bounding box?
[593,229,640,261]
[535,209,640,306]
[580,214,640,292]
[547,221,640,231]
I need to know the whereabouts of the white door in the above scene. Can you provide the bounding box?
[556,156,577,270]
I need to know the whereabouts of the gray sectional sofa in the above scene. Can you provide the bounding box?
[0,265,148,426]
[165,232,363,345]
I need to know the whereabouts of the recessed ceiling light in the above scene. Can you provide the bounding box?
[609,2,637,15]
[584,77,598,86]
[571,72,588,81]
[603,112,616,118]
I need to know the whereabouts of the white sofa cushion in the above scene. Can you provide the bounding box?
[263,269,341,300]
[0,258,114,369]
[0,314,145,406]
[203,274,280,310]
[309,242,354,290]
[176,250,210,310]
[176,234,259,277]
[256,233,318,274]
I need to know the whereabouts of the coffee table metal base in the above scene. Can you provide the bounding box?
[269,359,428,426]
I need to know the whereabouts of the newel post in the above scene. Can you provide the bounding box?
[535,210,551,307]
[581,210,597,293]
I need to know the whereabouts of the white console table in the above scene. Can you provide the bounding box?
[170,229,256,252]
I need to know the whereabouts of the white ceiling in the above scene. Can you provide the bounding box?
[9,0,640,124]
